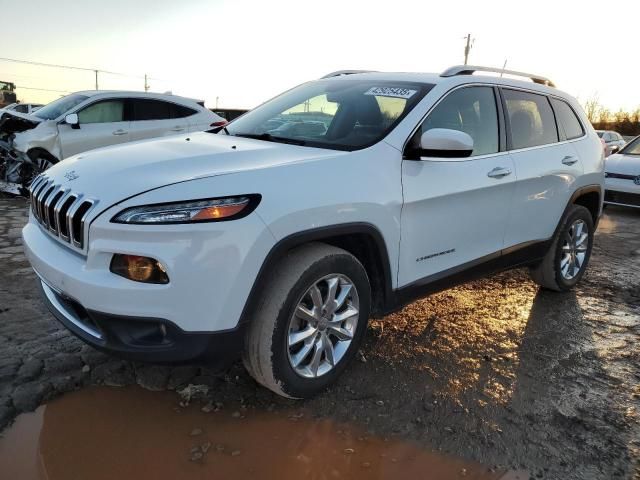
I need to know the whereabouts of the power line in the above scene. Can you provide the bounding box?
[0,56,168,93]
[0,55,144,79]
[16,85,71,94]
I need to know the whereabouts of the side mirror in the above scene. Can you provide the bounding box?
[65,113,80,129]
[414,128,474,159]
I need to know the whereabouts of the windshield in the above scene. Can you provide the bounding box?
[225,79,431,150]
[619,136,640,155]
[33,93,89,120]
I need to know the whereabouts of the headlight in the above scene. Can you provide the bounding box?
[112,195,260,224]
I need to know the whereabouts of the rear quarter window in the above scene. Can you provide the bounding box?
[131,99,196,121]
[550,98,584,140]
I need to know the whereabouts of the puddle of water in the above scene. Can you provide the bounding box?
[0,386,524,480]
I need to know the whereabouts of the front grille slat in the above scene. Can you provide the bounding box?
[42,185,61,232]
[28,175,97,252]
[38,184,55,225]
[46,189,66,234]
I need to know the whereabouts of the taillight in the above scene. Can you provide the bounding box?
[210,120,228,127]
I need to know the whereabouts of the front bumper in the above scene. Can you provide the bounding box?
[22,199,276,362]
[604,178,640,208]
[38,277,244,363]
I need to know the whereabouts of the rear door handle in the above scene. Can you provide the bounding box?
[487,167,512,179]
[112,129,128,136]
[562,155,578,165]
[170,126,185,132]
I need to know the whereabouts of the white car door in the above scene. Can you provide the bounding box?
[398,85,516,287]
[129,99,188,141]
[58,99,130,158]
[501,89,583,249]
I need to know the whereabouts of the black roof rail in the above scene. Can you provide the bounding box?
[441,65,556,88]
[321,70,377,79]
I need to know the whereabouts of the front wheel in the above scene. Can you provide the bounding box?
[529,204,594,291]
[242,243,371,398]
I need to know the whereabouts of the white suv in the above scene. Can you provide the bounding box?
[0,90,225,179]
[22,66,604,398]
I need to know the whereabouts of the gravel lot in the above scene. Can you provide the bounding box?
[1,196,638,479]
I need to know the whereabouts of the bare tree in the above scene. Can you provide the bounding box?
[583,96,600,123]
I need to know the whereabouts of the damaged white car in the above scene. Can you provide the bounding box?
[0,91,226,195]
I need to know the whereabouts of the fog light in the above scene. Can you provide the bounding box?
[110,254,169,284]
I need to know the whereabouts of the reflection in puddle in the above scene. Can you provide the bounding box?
[0,387,524,480]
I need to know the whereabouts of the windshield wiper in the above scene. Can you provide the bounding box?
[209,124,230,135]
[233,132,307,146]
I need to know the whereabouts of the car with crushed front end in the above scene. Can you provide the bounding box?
[0,91,226,195]
[22,66,604,398]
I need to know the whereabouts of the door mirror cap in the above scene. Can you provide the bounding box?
[64,113,80,129]
[418,128,474,158]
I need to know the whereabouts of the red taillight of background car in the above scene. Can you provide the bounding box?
[210,120,228,127]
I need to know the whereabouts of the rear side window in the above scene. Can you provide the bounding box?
[78,100,125,124]
[503,89,558,149]
[172,103,197,118]
[551,98,584,140]
[420,86,499,156]
[131,99,196,121]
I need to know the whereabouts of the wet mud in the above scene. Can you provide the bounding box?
[0,386,524,480]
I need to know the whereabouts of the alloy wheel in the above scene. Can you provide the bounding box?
[287,274,360,378]
[560,219,589,280]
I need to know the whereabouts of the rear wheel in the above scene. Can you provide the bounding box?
[242,243,370,398]
[529,204,594,291]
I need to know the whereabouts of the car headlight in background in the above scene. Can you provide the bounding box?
[111,195,261,224]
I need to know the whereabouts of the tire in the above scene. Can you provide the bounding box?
[529,204,594,292]
[242,242,371,399]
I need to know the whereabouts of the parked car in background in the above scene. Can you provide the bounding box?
[268,120,328,138]
[605,135,640,208]
[23,65,603,399]
[0,91,226,194]
[0,102,44,115]
[596,130,626,156]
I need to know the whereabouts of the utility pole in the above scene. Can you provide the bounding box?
[216,96,219,109]
[94,69,99,90]
[144,74,149,92]
[463,34,474,65]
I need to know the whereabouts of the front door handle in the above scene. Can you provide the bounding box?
[487,167,512,179]
[562,155,578,165]
[171,126,185,132]
[112,129,128,136]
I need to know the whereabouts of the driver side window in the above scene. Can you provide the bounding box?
[78,100,125,124]
[418,86,499,156]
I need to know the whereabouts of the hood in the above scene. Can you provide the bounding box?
[605,153,640,176]
[0,111,43,135]
[41,131,347,208]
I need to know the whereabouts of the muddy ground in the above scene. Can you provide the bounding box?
[0,196,638,479]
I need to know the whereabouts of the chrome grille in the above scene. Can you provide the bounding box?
[29,175,98,250]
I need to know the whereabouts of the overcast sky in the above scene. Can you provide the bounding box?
[3,0,638,111]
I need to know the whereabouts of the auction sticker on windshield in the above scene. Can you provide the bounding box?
[364,87,417,99]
